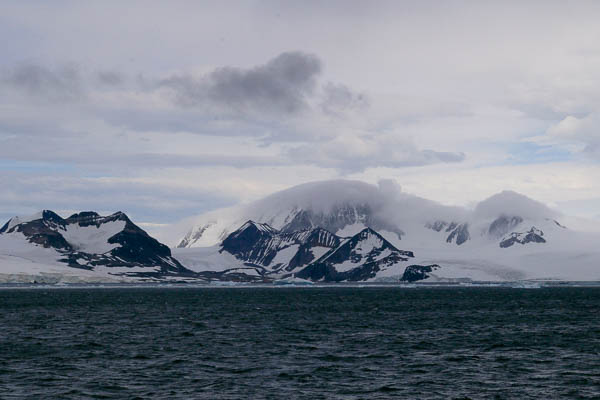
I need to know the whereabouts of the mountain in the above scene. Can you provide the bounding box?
[172,180,600,282]
[295,228,415,282]
[0,210,198,283]
[3,180,600,283]
[174,220,429,282]
[174,180,411,248]
[220,221,340,272]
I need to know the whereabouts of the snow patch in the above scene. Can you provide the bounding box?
[61,220,126,254]
[270,244,299,267]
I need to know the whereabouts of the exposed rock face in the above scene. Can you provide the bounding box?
[220,221,340,271]
[446,223,470,245]
[488,215,524,238]
[1,210,72,250]
[285,228,341,271]
[296,228,414,282]
[0,210,196,279]
[426,220,470,245]
[499,227,546,248]
[217,222,415,282]
[401,264,441,282]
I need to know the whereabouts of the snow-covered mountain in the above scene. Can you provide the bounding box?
[173,180,600,282]
[174,220,432,282]
[2,180,600,283]
[0,210,198,283]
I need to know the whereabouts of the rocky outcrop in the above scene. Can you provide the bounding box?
[500,227,546,248]
[401,264,441,282]
[446,223,470,245]
[488,215,524,238]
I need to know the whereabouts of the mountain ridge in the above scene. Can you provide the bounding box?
[0,210,197,282]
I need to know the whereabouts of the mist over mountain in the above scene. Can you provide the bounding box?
[172,179,559,248]
[170,179,600,282]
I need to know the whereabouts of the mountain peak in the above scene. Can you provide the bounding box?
[236,220,278,235]
[356,227,380,237]
[0,209,196,280]
[0,210,65,234]
[68,211,100,220]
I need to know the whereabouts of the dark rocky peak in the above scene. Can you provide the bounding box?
[355,227,381,240]
[39,210,65,224]
[66,211,103,227]
[99,211,131,225]
[67,211,100,220]
[232,220,278,237]
[295,227,414,282]
[488,215,523,238]
[446,223,470,245]
[221,221,279,261]
[323,228,414,265]
[65,211,133,230]
[0,210,70,249]
[0,210,66,233]
[500,227,546,248]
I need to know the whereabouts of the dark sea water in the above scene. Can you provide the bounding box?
[1,287,600,399]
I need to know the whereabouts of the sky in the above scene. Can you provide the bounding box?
[2,0,600,228]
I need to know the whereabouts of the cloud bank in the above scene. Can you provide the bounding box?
[3,1,600,224]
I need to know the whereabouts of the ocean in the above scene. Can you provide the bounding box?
[1,287,599,399]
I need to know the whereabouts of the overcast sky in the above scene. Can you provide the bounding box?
[2,0,600,226]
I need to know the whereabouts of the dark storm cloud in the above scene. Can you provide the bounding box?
[2,63,84,101]
[161,51,322,114]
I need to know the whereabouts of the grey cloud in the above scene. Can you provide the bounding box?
[96,70,124,86]
[161,51,322,115]
[288,140,465,173]
[423,150,466,163]
[2,63,84,101]
[320,83,369,115]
